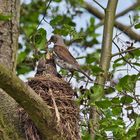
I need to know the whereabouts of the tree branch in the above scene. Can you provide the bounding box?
[98,0,118,94]
[83,1,140,41]
[0,64,63,140]
[114,21,140,41]
[116,1,140,18]
[89,0,118,139]
[112,40,140,72]
[94,1,140,28]
[112,47,140,58]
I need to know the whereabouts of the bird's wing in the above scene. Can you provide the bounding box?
[54,45,79,65]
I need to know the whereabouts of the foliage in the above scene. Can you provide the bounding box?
[19,0,140,139]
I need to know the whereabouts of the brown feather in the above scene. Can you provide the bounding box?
[54,45,79,67]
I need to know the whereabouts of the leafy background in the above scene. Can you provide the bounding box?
[18,0,140,139]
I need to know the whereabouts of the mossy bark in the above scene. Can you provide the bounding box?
[0,0,25,139]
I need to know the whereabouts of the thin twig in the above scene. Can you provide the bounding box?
[92,0,105,10]
[112,47,140,58]
[36,0,52,29]
[112,40,140,72]
[30,0,52,38]
[113,24,134,41]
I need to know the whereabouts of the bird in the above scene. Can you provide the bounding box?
[35,52,62,78]
[48,34,93,81]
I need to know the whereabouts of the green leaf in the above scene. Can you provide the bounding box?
[90,17,95,25]
[127,117,140,139]
[86,54,97,64]
[115,75,138,92]
[22,23,37,36]
[17,65,32,74]
[112,107,122,116]
[132,49,140,57]
[82,133,92,140]
[106,125,119,131]
[120,96,133,104]
[135,23,140,29]
[53,24,80,38]
[90,65,103,75]
[54,0,62,2]
[113,57,126,69]
[111,97,120,104]
[50,15,63,26]
[90,84,103,102]
[113,62,125,69]
[95,99,112,109]
[104,87,115,94]
[17,52,27,64]
[33,28,47,49]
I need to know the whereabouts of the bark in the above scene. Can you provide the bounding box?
[0,0,25,139]
[89,0,118,139]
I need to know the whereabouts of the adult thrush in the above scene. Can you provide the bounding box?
[48,35,93,81]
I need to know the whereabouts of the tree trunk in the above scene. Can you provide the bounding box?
[0,0,25,139]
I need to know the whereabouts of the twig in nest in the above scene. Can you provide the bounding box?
[49,89,61,124]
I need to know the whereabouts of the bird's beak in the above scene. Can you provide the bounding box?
[47,39,51,45]
[47,36,53,45]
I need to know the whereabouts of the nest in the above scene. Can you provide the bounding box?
[20,75,80,140]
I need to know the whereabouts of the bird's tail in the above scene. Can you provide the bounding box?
[79,69,93,81]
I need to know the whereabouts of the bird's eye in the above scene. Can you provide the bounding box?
[51,36,54,40]
[54,37,57,43]
[50,35,58,43]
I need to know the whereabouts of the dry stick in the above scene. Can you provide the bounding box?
[83,1,140,41]
[49,89,61,124]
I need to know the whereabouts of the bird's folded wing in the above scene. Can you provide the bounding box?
[54,45,79,66]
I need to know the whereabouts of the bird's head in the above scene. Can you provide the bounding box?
[49,35,58,43]
[48,34,65,47]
